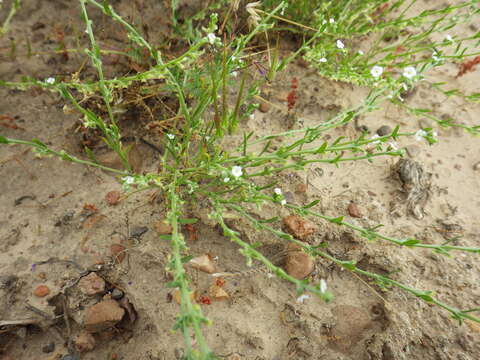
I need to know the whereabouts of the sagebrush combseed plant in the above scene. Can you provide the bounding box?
[1,0,479,359]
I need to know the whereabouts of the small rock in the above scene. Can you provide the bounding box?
[405,144,421,158]
[78,272,105,296]
[376,125,391,136]
[295,183,308,193]
[111,288,124,300]
[258,101,270,113]
[74,331,96,353]
[189,254,216,274]
[105,191,121,206]
[154,219,173,235]
[42,342,55,353]
[209,284,229,300]
[473,161,480,171]
[62,355,80,360]
[83,299,125,333]
[454,164,462,170]
[130,226,148,238]
[285,243,314,280]
[283,215,317,240]
[110,244,126,264]
[33,285,50,297]
[347,202,362,218]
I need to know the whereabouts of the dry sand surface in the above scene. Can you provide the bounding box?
[1,0,479,359]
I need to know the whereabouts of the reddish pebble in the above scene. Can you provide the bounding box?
[347,202,362,218]
[33,285,50,297]
[105,190,121,206]
[78,272,106,296]
[110,244,126,264]
[283,215,317,240]
[74,330,96,352]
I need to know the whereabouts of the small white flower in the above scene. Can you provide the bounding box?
[319,57,327,63]
[358,50,364,55]
[320,279,327,293]
[322,19,327,25]
[402,66,417,79]
[207,33,217,44]
[231,166,243,178]
[370,65,383,78]
[231,71,238,77]
[432,52,441,61]
[432,131,438,138]
[296,294,310,304]
[445,34,453,42]
[401,83,408,91]
[249,113,255,120]
[45,77,55,84]
[415,129,428,141]
[370,134,381,144]
[329,18,335,24]
[274,188,282,195]
[167,133,175,140]
[280,199,287,206]
[336,40,345,49]
[267,273,274,278]
[223,177,230,183]
[122,176,135,185]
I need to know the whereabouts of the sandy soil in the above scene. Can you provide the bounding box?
[1,1,479,359]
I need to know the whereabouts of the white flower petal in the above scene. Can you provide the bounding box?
[336,40,345,49]
[274,188,282,195]
[320,279,327,293]
[370,65,383,78]
[402,66,417,79]
[231,166,243,178]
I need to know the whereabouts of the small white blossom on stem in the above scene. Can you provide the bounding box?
[280,199,287,206]
[432,52,441,62]
[167,133,175,140]
[319,57,327,63]
[320,279,327,293]
[207,33,217,44]
[249,113,255,120]
[370,134,381,144]
[122,176,135,185]
[231,71,238,77]
[358,50,364,55]
[296,294,310,304]
[231,166,243,178]
[329,18,335,24]
[415,129,428,141]
[274,188,282,195]
[336,40,345,49]
[223,177,230,183]
[387,142,399,151]
[370,65,383,78]
[402,66,417,79]
[45,77,55,84]
[445,34,453,42]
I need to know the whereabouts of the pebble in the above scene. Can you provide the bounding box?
[405,144,421,158]
[83,299,125,333]
[283,215,317,240]
[130,226,148,238]
[258,101,270,113]
[189,254,216,274]
[295,183,307,193]
[62,355,80,360]
[111,288,124,300]
[42,342,55,353]
[110,244,126,264]
[78,272,106,296]
[105,191,121,206]
[473,161,480,171]
[285,243,314,280]
[376,125,391,136]
[347,202,362,218]
[33,285,50,297]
